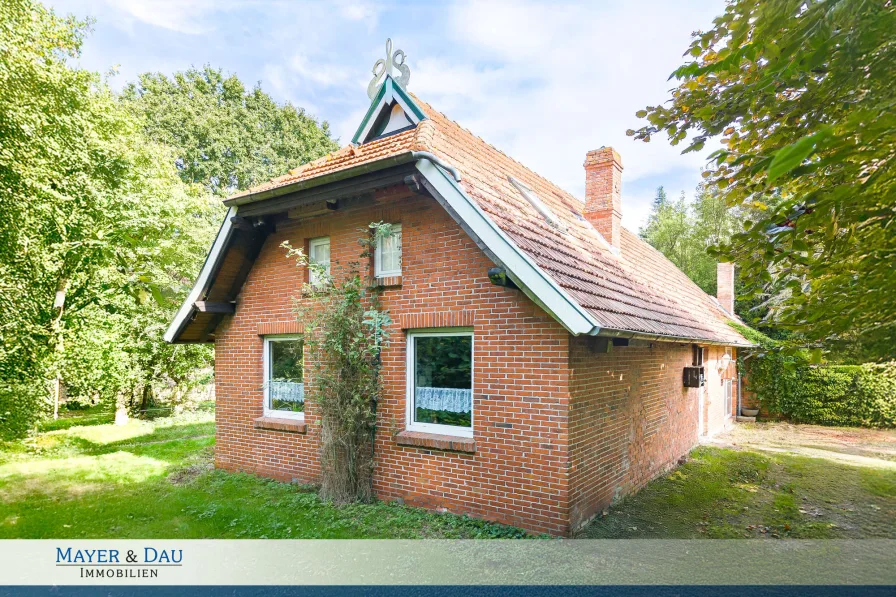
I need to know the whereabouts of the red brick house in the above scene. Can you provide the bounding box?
[166,67,752,536]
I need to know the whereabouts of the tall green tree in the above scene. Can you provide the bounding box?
[640,185,739,295]
[653,185,668,208]
[630,0,896,360]
[122,67,338,196]
[0,0,218,429]
[640,184,739,295]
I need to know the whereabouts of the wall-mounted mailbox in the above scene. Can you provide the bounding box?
[683,366,705,388]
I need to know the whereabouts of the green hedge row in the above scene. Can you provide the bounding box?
[762,363,896,427]
[733,324,896,428]
[0,382,51,441]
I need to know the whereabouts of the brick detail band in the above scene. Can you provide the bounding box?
[370,275,402,288]
[257,321,304,336]
[395,430,475,453]
[254,416,307,433]
[398,311,474,330]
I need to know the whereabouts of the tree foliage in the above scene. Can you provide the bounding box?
[122,67,338,196]
[1,1,339,436]
[0,0,220,417]
[631,0,896,360]
[640,184,739,295]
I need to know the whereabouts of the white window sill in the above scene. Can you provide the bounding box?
[406,422,473,439]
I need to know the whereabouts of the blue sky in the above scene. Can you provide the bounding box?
[46,0,724,230]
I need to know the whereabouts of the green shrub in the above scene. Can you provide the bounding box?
[732,323,896,427]
[0,382,51,441]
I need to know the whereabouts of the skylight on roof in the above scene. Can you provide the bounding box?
[508,177,566,231]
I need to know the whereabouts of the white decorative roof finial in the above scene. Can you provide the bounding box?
[367,38,410,100]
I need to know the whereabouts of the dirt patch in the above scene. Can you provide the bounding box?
[167,446,214,485]
[709,422,896,468]
[167,462,214,485]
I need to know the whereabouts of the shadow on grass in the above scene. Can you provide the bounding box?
[0,416,216,505]
[0,414,529,540]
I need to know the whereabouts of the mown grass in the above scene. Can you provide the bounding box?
[0,413,528,539]
[580,446,896,539]
[5,415,894,540]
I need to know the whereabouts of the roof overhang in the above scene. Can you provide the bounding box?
[167,153,753,346]
[224,151,418,208]
[164,205,237,343]
[166,157,420,343]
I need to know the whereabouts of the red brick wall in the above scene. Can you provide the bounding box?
[214,186,573,535]
[214,182,742,536]
[567,339,735,531]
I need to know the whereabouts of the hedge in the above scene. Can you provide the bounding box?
[764,363,896,427]
[732,323,896,428]
[0,381,51,441]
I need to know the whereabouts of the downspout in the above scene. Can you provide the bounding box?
[412,151,462,182]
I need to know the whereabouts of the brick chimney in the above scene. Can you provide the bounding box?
[717,262,735,314]
[584,147,623,250]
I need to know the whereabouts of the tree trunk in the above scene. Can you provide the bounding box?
[50,278,68,420]
[53,376,60,420]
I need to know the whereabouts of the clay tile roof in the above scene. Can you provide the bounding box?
[227,93,750,346]
[228,127,421,201]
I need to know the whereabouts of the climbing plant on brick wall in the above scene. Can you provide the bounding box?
[282,224,394,503]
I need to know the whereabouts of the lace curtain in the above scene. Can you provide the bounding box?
[270,381,305,404]
[415,386,471,413]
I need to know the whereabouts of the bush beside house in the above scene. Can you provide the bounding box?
[734,324,896,428]
[762,363,895,427]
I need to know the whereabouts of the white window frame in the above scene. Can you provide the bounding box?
[406,328,474,438]
[374,224,402,278]
[308,236,330,286]
[263,334,305,421]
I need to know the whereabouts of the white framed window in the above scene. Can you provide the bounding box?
[406,328,473,438]
[308,237,330,286]
[724,379,733,418]
[263,335,305,420]
[374,224,402,278]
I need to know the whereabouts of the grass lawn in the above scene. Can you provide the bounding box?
[580,445,896,538]
[4,415,894,540]
[0,413,528,539]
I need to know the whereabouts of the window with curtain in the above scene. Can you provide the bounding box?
[406,329,473,437]
[374,224,402,278]
[308,237,330,286]
[264,336,304,419]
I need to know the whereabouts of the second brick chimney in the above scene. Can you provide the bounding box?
[584,147,623,250]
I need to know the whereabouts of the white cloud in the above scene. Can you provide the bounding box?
[416,0,722,227]
[622,192,659,231]
[48,0,722,231]
[335,0,380,24]
[288,54,355,87]
[104,0,225,34]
